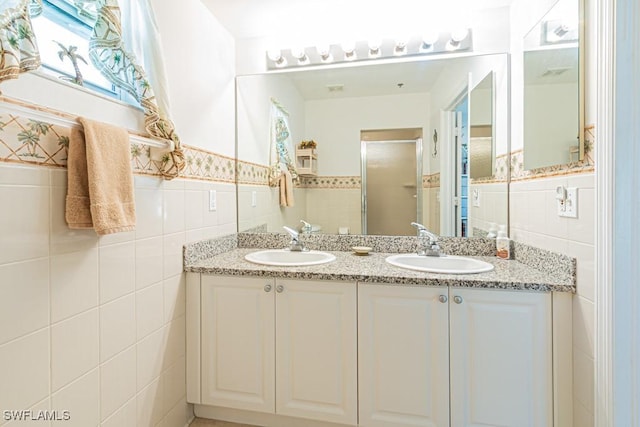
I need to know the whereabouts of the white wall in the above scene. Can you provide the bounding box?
[152,0,236,157]
[428,54,509,176]
[305,92,430,176]
[470,87,492,126]
[0,2,236,426]
[524,83,579,169]
[236,74,306,165]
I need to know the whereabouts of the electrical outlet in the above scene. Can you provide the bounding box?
[251,191,257,207]
[208,190,217,211]
[558,187,578,218]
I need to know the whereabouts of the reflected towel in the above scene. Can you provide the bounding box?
[65,117,136,235]
[279,170,295,207]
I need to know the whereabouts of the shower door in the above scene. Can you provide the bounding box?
[361,139,422,236]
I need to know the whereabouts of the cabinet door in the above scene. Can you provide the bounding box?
[201,275,275,413]
[449,288,552,427]
[358,284,450,427]
[275,279,358,425]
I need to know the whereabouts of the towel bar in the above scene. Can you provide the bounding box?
[0,97,174,151]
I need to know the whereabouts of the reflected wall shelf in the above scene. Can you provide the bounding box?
[295,148,317,176]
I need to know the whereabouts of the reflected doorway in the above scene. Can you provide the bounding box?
[361,129,423,236]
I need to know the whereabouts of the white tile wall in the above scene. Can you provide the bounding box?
[51,309,99,391]
[510,173,595,425]
[305,189,361,235]
[0,163,237,427]
[237,184,307,232]
[468,182,509,234]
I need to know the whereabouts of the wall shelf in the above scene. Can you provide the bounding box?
[295,148,317,176]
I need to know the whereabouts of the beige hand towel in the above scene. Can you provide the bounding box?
[65,117,136,235]
[279,170,295,207]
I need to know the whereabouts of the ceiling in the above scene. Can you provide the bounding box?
[201,0,515,41]
[287,59,448,100]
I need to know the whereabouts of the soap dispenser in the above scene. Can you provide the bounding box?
[496,225,510,259]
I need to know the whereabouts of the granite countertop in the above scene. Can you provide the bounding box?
[184,247,575,293]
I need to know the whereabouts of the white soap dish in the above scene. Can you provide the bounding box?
[352,246,372,256]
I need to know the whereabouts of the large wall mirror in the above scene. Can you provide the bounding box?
[523,0,584,169]
[236,53,509,237]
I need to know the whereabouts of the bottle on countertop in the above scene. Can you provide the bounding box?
[496,225,510,259]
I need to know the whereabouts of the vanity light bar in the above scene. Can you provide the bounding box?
[265,30,472,70]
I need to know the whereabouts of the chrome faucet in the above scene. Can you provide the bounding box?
[411,222,442,257]
[283,226,308,252]
[299,220,313,234]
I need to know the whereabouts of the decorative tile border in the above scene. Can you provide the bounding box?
[470,153,509,184]
[510,126,595,181]
[299,175,361,189]
[0,105,238,183]
[236,160,270,186]
[0,113,70,168]
[181,146,236,183]
[423,173,440,188]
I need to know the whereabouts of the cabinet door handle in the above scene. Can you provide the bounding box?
[438,295,448,303]
[264,284,272,292]
[453,296,463,304]
[276,285,284,293]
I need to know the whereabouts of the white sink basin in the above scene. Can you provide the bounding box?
[385,254,494,274]
[245,249,336,266]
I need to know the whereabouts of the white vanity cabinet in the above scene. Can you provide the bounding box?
[358,284,553,427]
[358,284,450,427]
[449,287,552,427]
[195,275,358,426]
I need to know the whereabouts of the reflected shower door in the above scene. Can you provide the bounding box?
[362,140,420,236]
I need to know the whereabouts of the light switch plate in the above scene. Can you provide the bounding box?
[251,191,257,207]
[558,187,578,218]
[472,189,480,207]
[208,190,217,211]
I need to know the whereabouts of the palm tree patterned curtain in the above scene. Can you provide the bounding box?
[88,0,184,179]
[0,0,41,81]
[269,100,298,185]
[0,0,184,179]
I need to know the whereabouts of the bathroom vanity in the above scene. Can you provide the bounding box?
[184,235,575,427]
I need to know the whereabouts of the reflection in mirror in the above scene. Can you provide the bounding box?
[236,54,509,237]
[469,73,494,180]
[523,0,581,170]
[361,129,423,236]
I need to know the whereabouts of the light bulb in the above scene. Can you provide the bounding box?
[342,41,357,61]
[394,38,408,56]
[368,39,382,58]
[317,44,333,63]
[291,47,306,59]
[267,49,282,62]
[451,28,469,43]
[421,32,439,50]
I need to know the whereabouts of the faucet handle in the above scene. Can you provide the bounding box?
[411,222,427,231]
[411,222,431,239]
[300,220,312,233]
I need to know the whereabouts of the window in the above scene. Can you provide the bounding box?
[31,0,134,104]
